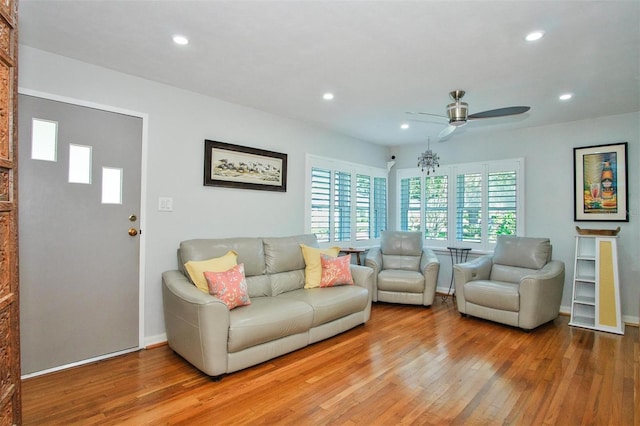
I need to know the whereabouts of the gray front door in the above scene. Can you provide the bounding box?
[18,94,143,375]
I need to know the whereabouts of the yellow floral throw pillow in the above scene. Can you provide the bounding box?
[184,250,238,293]
[300,244,340,289]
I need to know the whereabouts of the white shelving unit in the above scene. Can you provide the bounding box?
[569,234,623,335]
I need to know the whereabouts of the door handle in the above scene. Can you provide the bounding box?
[128,228,139,237]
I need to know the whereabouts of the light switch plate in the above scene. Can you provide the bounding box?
[158,197,173,212]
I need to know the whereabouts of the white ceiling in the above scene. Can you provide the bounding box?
[18,1,640,146]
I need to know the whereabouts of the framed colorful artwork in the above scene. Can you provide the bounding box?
[573,142,628,222]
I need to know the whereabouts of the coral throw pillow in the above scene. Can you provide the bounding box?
[204,263,251,310]
[301,244,341,289]
[320,254,354,288]
[184,250,238,293]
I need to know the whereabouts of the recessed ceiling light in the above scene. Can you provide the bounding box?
[322,93,334,101]
[525,31,545,42]
[400,123,409,130]
[173,35,189,45]
[559,93,573,101]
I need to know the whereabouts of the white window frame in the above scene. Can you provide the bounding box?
[396,158,525,251]
[305,154,388,246]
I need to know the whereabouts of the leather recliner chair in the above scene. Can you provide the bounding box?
[453,235,565,330]
[365,231,440,306]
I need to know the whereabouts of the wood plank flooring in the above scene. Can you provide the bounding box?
[22,299,639,425]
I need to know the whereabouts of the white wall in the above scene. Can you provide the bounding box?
[18,46,389,343]
[388,113,640,323]
[19,45,639,341]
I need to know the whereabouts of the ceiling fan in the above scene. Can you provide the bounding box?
[408,90,531,139]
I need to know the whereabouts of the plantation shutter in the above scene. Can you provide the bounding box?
[400,177,421,231]
[373,176,387,238]
[311,167,331,242]
[456,173,482,242]
[334,171,351,242]
[487,170,517,242]
[424,175,448,240]
[356,174,370,241]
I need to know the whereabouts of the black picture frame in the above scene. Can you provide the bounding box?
[573,142,628,222]
[204,140,287,192]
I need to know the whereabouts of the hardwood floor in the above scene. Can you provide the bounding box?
[22,299,639,425]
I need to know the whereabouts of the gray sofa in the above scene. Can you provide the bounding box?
[453,235,565,330]
[162,234,373,378]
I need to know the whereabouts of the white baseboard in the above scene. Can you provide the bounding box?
[144,333,167,348]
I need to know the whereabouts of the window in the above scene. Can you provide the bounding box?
[372,177,387,239]
[307,156,387,245]
[68,144,92,184]
[356,174,370,241]
[425,175,448,240]
[334,171,351,242]
[398,158,524,250]
[310,168,331,242]
[31,118,58,162]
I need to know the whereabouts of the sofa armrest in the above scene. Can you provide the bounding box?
[349,264,374,320]
[453,255,492,313]
[364,247,381,302]
[420,248,440,305]
[162,270,231,377]
[518,260,566,329]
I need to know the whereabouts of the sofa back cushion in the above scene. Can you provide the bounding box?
[180,238,266,277]
[263,234,317,274]
[490,236,551,283]
[492,236,550,269]
[380,231,422,271]
[380,231,423,256]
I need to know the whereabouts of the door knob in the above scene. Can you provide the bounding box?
[128,228,138,237]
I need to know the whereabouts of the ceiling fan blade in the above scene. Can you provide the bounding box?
[468,106,530,119]
[438,125,456,139]
[406,111,449,122]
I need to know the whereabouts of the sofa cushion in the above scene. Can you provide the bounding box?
[464,280,520,312]
[381,254,421,271]
[277,286,369,327]
[264,234,317,274]
[492,236,550,270]
[490,264,539,284]
[380,231,423,256]
[184,250,238,293]
[377,269,424,293]
[228,297,313,353]
[269,270,305,296]
[320,254,354,287]
[301,244,341,289]
[246,275,272,298]
[204,263,251,309]
[179,238,266,277]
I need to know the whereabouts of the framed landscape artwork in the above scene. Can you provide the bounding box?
[204,140,287,192]
[573,142,628,222]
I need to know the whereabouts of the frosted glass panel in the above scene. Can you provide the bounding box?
[68,144,92,184]
[102,167,122,204]
[31,118,58,161]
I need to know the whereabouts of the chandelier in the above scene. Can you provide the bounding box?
[417,137,440,174]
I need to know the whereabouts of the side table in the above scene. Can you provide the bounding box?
[442,246,471,302]
[339,248,368,266]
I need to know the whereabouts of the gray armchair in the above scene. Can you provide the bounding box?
[453,235,565,330]
[365,231,440,306]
